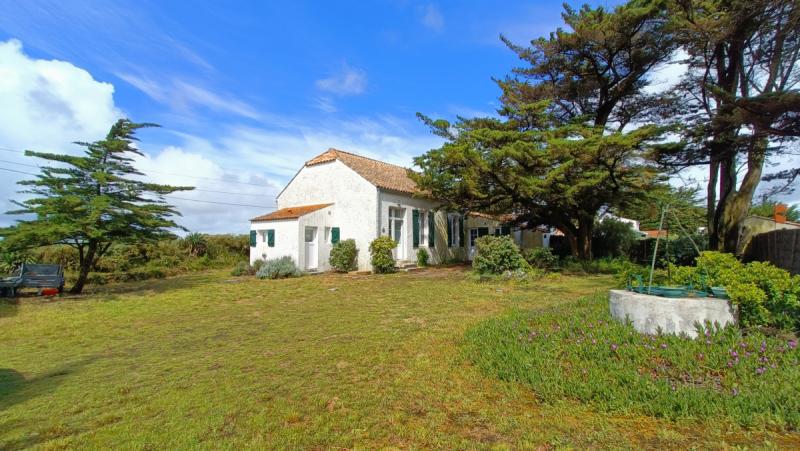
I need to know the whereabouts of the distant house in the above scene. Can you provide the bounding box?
[249,149,540,272]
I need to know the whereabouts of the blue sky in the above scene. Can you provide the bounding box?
[2,0,792,234]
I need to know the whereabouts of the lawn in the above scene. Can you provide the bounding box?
[1,267,799,449]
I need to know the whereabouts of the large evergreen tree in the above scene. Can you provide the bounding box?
[413,1,675,260]
[0,119,193,293]
[654,0,800,252]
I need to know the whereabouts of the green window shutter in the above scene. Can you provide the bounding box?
[331,227,340,244]
[428,211,435,247]
[249,230,257,247]
[412,210,420,248]
[459,216,466,247]
[267,229,275,247]
[447,215,453,247]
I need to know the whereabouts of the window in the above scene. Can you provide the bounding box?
[249,230,257,247]
[447,213,462,247]
[267,229,275,247]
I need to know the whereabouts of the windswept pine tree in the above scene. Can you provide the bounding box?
[0,119,193,293]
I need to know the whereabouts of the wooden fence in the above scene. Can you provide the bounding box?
[744,229,800,275]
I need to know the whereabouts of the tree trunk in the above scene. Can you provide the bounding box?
[718,137,767,253]
[70,241,97,294]
[575,216,594,261]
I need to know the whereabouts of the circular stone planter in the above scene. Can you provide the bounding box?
[609,289,737,338]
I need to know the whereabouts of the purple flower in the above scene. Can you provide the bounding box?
[756,367,766,375]
[705,339,712,345]
[591,339,597,345]
[727,360,734,368]
[789,340,797,350]
[660,343,668,349]
[730,350,738,358]
[760,341,767,353]
[611,344,618,351]
[732,388,739,396]
[740,342,747,349]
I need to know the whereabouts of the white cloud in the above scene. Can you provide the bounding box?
[644,49,689,95]
[420,4,445,32]
[0,39,123,226]
[313,96,338,113]
[116,72,261,119]
[315,64,367,96]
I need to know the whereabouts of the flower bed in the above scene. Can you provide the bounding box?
[464,294,800,428]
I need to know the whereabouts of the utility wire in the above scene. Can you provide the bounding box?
[0,167,38,176]
[0,145,277,190]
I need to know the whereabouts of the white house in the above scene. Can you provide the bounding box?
[249,148,533,272]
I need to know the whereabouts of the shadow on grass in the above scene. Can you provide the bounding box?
[0,298,18,318]
[0,358,98,449]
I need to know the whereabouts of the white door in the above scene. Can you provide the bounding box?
[304,226,318,270]
[388,207,405,260]
[468,227,490,260]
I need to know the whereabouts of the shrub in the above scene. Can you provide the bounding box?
[181,232,208,257]
[369,236,397,274]
[251,258,266,273]
[522,247,558,272]
[669,252,800,331]
[592,218,639,258]
[472,235,527,274]
[256,256,302,280]
[464,294,800,428]
[329,239,358,272]
[416,248,429,267]
[231,261,253,276]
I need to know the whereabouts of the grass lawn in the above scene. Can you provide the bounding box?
[1,267,799,449]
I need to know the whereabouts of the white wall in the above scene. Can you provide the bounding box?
[278,160,378,271]
[250,219,300,265]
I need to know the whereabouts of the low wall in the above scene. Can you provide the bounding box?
[609,290,737,338]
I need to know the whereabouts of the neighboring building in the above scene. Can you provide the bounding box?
[249,149,540,272]
[737,214,800,255]
[599,213,640,232]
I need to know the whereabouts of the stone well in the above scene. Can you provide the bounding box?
[609,289,737,338]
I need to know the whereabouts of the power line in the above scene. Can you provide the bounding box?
[164,196,275,209]
[0,167,38,176]
[0,145,278,191]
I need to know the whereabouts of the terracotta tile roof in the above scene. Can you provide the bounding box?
[467,211,514,222]
[641,230,669,239]
[305,148,420,195]
[250,203,333,222]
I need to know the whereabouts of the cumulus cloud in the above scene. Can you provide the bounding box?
[0,39,123,226]
[315,64,367,96]
[420,4,444,32]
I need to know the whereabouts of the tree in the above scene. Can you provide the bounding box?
[415,105,664,260]
[414,1,674,260]
[750,200,800,222]
[0,119,193,293]
[618,183,707,231]
[653,0,800,252]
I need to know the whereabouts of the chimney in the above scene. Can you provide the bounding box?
[774,203,787,223]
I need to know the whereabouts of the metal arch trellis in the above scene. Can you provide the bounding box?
[647,204,705,294]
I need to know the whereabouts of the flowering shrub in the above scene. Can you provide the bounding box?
[472,235,527,274]
[464,294,800,427]
[369,236,396,274]
[329,239,358,272]
[670,252,800,331]
[256,256,302,279]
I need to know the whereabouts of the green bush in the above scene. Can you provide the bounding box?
[251,258,266,273]
[369,236,397,274]
[670,252,800,331]
[181,232,209,257]
[231,261,253,276]
[329,239,358,272]
[592,218,639,258]
[464,294,800,428]
[522,247,558,272]
[256,256,302,280]
[472,235,527,275]
[416,248,429,267]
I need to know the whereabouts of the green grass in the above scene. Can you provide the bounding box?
[1,267,799,449]
[465,294,800,428]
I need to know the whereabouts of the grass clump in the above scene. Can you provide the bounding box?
[464,294,800,428]
[255,256,302,279]
[416,248,429,267]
